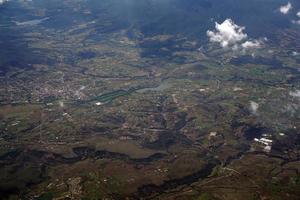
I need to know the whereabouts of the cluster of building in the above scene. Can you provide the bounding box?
[254,137,273,153]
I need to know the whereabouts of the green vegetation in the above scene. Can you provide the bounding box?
[37,192,54,200]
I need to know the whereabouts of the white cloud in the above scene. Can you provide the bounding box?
[241,40,262,49]
[0,0,9,5]
[207,19,264,50]
[207,19,247,48]
[293,11,300,25]
[292,19,300,25]
[279,2,292,14]
[250,101,259,115]
[292,51,299,56]
[289,90,300,98]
